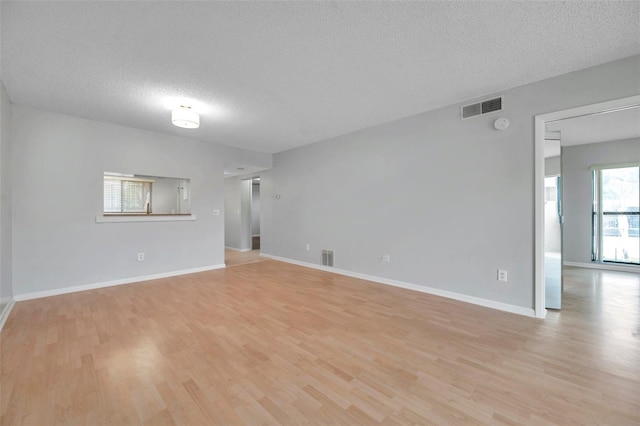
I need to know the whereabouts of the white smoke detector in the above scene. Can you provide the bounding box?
[493,117,510,130]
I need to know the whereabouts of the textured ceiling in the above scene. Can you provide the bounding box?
[2,1,639,154]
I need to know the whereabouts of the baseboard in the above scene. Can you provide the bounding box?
[564,261,639,273]
[260,253,535,317]
[0,297,15,332]
[225,246,252,252]
[13,264,226,301]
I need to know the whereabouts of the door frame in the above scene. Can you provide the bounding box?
[534,95,640,318]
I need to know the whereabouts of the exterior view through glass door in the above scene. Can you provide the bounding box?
[593,165,640,265]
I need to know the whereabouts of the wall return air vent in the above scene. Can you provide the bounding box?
[461,96,503,119]
[321,249,334,267]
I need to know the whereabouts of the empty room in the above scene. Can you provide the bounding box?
[1,2,639,425]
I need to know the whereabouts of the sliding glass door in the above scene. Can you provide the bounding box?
[593,165,640,265]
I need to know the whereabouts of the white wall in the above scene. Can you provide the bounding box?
[11,106,269,297]
[0,81,13,310]
[562,137,640,264]
[262,55,640,311]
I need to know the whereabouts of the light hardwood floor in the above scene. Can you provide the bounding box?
[1,263,638,425]
[225,249,266,268]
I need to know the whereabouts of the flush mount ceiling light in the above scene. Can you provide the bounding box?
[171,105,199,129]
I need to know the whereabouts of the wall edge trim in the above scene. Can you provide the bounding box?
[224,246,252,252]
[13,264,226,301]
[564,261,639,273]
[0,298,16,332]
[261,253,535,317]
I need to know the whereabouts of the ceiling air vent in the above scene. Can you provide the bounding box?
[461,96,503,119]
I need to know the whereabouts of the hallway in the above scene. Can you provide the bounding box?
[225,249,265,267]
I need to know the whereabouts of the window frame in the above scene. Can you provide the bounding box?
[591,163,640,265]
[99,172,195,223]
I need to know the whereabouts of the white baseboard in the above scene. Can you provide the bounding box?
[564,261,639,273]
[260,253,535,317]
[224,246,252,252]
[13,264,226,301]
[0,297,15,332]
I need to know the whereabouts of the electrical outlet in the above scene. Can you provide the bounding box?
[306,243,310,251]
[497,269,507,282]
[381,254,391,263]
[138,252,145,262]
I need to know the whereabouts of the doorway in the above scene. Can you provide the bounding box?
[534,95,640,318]
[223,176,263,267]
[251,178,261,250]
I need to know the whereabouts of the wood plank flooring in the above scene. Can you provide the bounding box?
[1,262,639,425]
[225,249,266,268]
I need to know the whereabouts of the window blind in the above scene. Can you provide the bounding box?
[104,177,152,213]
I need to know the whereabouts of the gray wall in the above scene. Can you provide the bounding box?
[240,180,253,250]
[224,177,242,249]
[11,106,269,296]
[252,183,260,236]
[562,137,640,264]
[178,179,190,214]
[262,55,640,311]
[152,176,181,214]
[545,156,561,177]
[0,82,12,309]
[224,177,255,251]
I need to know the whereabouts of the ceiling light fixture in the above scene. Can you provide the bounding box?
[171,105,199,129]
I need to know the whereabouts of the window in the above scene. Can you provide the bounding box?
[592,165,640,265]
[104,175,153,214]
[103,172,191,216]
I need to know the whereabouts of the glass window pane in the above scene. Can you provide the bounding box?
[601,167,639,212]
[104,178,121,213]
[122,181,150,213]
[600,166,639,264]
